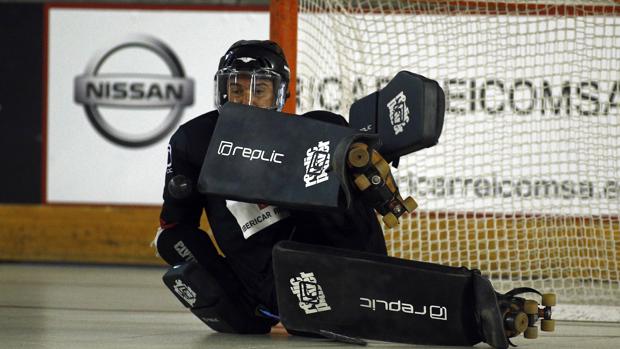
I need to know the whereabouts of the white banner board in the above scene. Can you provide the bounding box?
[296,14,620,216]
[47,7,268,204]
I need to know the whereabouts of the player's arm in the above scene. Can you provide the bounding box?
[154,127,216,266]
[160,127,202,228]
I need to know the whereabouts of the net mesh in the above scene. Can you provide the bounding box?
[295,0,620,306]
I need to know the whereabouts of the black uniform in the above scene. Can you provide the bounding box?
[156,108,386,315]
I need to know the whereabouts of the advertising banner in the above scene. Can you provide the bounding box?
[296,14,620,216]
[47,6,268,204]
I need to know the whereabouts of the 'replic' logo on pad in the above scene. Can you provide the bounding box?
[217,140,284,164]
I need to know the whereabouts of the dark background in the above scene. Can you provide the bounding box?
[0,3,43,203]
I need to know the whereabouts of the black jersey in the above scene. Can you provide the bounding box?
[160,109,386,309]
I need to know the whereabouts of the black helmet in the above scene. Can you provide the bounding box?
[214,40,290,110]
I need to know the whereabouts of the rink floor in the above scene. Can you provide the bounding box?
[1,263,619,349]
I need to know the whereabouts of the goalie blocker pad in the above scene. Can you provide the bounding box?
[198,103,379,210]
[272,241,508,349]
[349,71,445,163]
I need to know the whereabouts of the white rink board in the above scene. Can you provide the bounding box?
[297,14,620,216]
[47,7,268,205]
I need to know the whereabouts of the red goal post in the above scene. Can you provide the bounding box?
[270,0,298,114]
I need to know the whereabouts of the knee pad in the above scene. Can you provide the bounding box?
[163,261,276,334]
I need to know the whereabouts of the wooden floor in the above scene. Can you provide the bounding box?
[1,263,619,349]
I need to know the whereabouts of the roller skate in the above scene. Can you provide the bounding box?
[346,142,417,228]
[497,287,556,343]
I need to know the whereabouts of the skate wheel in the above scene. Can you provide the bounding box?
[542,293,556,307]
[512,312,529,334]
[374,157,391,178]
[524,300,538,315]
[403,197,418,212]
[382,213,399,228]
[348,143,369,168]
[541,319,555,332]
[354,175,371,191]
[524,326,538,339]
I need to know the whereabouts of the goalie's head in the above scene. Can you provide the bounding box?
[214,40,290,111]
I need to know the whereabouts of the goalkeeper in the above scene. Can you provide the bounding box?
[153,40,387,334]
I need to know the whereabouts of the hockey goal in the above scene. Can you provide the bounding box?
[270,0,620,319]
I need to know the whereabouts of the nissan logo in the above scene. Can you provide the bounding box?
[74,34,194,147]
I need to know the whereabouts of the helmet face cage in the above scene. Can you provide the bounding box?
[214,40,290,111]
[214,68,286,111]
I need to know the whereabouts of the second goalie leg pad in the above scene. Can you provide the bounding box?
[272,241,509,349]
[163,261,276,334]
[348,71,445,162]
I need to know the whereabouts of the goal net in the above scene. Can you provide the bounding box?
[273,0,620,317]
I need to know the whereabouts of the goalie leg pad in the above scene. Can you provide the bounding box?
[163,261,276,334]
[272,241,508,349]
